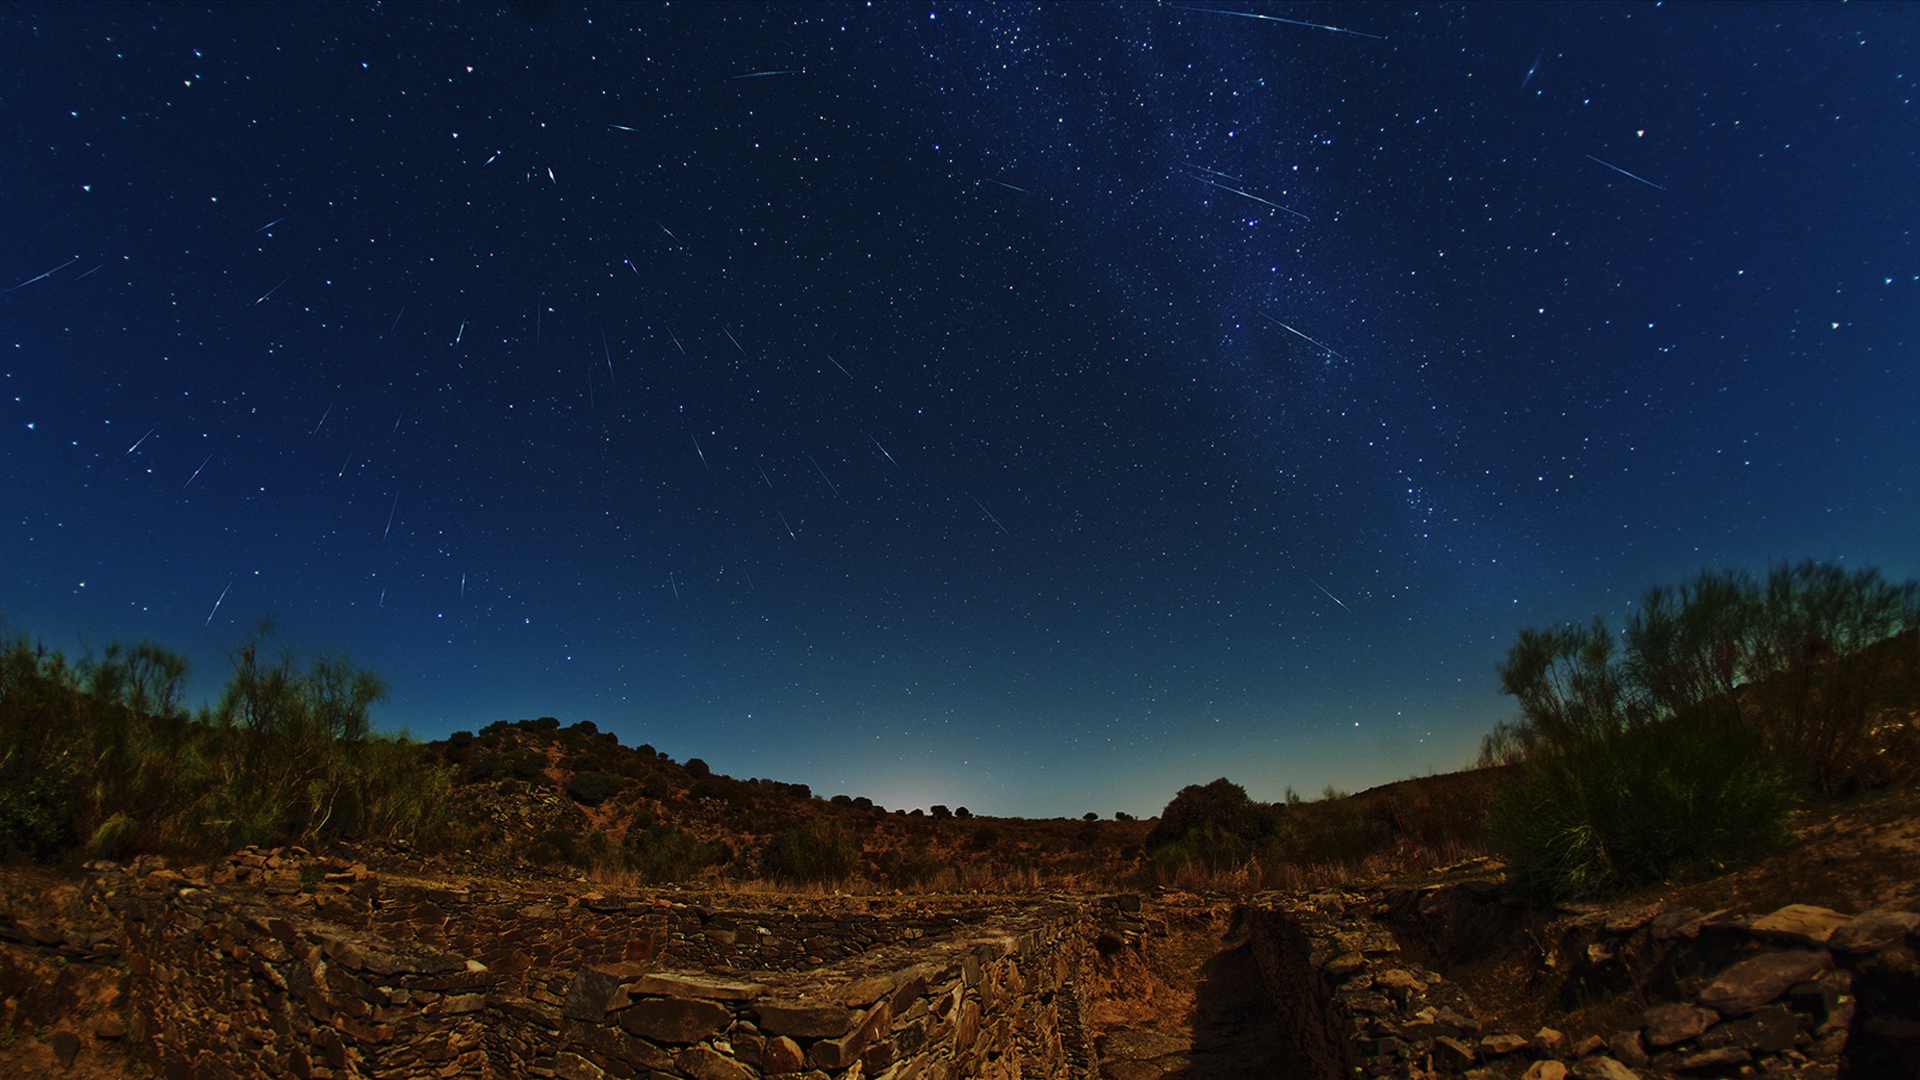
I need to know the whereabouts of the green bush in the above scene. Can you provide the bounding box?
[758,820,860,885]
[623,821,731,883]
[1489,709,1791,900]
[566,772,628,807]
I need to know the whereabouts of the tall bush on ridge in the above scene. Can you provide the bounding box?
[758,820,860,885]
[1483,560,1920,898]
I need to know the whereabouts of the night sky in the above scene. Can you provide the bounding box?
[5,3,1916,818]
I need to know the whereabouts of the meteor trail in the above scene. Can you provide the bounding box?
[383,492,399,541]
[657,222,680,245]
[868,434,899,468]
[756,460,774,489]
[388,306,406,335]
[666,325,689,358]
[668,572,679,600]
[1257,311,1346,358]
[1187,175,1310,220]
[254,216,284,233]
[1166,3,1383,39]
[74,263,104,281]
[254,274,292,305]
[185,454,212,488]
[8,257,79,291]
[1585,154,1666,191]
[730,69,802,79]
[825,354,854,380]
[983,178,1031,194]
[205,580,233,627]
[692,434,709,469]
[1305,574,1352,612]
[971,496,1010,535]
[808,454,839,496]
[455,319,466,345]
[778,511,796,539]
[602,327,616,384]
[311,405,332,435]
[722,325,748,358]
[126,428,154,454]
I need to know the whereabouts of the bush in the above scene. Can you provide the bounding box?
[758,820,860,885]
[624,823,732,883]
[1489,709,1792,901]
[566,772,627,807]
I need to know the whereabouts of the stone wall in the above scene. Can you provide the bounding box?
[1241,882,1920,1079]
[68,848,1095,1080]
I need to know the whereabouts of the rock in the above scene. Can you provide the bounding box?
[1673,1046,1751,1071]
[1530,1028,1569,1057]
[1827,909,1920,954]
[1606,1030,1648,1067]
[555,1051,607,1080]
[631,972,765,1001]
[1603,905,1662,934]
[1750,904,1850,947]
[1570,1057,1639,1080]
[761,1036,806,1074]
[1642,1003,1720,1047]
[1481,1033,1530,1057]
[93,1014,126,1039]
[754,1001,856,1038]
[1570,1035,1607,1057]
[678,1046,758,1080]
[1698,950,1831,1015]
[563,965,626,1021]
[1434,1035,1478,1071]
[1521,1062,1568,1080]
[1649,907,1708,940]
[1699,1005,1799,1054]
[1101,1029,1190,1060]
[618,998,730,1043]
[1326,950,1368,976]
[52,1030,81,1068]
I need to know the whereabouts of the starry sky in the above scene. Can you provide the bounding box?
[4,3,1917,818]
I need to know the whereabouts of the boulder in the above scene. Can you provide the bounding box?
[1642,1003,1719,1047]
[1698,950,1831,1015]
[1749,904,1850,947]
[618,998,730,1043]
[1570,1057,1639,1080]
[1827,909,1920,954]
[1521,1062,1568,1080]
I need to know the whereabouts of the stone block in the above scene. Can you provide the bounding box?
[1698,950,1831,1015]
[1642,1003,1719,1047]
[756,1001,856,1038]
[630,972,763,1000]
[618,998,730,1044]
[761,1035,806,1074]
[677,1046,757,1080]
[1749,904,1850,947]
[1827,909,1920,953]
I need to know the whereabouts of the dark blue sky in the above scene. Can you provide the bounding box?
[5,3,1916,816]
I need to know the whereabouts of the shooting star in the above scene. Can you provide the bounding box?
[602,328,616,385]
[392,414,403,434]
[1166,3,1383,39]
[756,460,774,490]
[379,588,385,608]
[624,257,641,281]
[825,353,854,380]
[1187,175,1311,221]
[1257,311,1346,358]
[74,263,104,281]
[8,257,79,291]
[807,454,839,497]
[868,434,899,468]
[387,305,406,335]
[204,580,233,627]
[253,273,292,305]
[454,319,466,345]
[547,167,556,184]
[254,216,284,233]
[722,325,749,358]
[311,405,332,435]
[730,69,802,79]
[1585,154,1666,191]
[657,221,681,245]
[983,178,1031,194]
[692,434,709,469]
[1181,162,1243,183]
[666,325,689,358]
[338,451,353,477]
[383,491,399,541]
[125,428,154,455]
[743,569,756,593]
[185,454,212,488]
[777,511,796,539]
[668,572,679,600]
[609,123,640,132]
[1304,574,1352,612]
[460,573,466,598]
[971,496,1011,536]
[1521,50,1543,90]
[483,151,498,166]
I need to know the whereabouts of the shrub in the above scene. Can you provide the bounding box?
[685,757,711,779]
[758,820,860,885]
[1489,708,1792,900]
[624,822,732,883]
[566,772,627,807]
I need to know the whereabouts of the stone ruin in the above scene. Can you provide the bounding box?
[2,845,1917,1079]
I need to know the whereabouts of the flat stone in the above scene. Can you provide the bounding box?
[754,1000,856,1038]
[1325,950,1367,976]
[618,998,730,1043]
[1700,1005,1799,1054]
[1570,1058,1639,1080]
[563,966,625,1021]
[631,972,764,1001]
[1480,1033,1529,1057]
[1699,951,1831,1015]
[1102,1028,1189,1060]
[1604,904,1663,934]
[1606,1030,1648,1067]
[1643,1003,1720,1047]
[52,1030,81,1068]
[1827,909,1920,954]
[1750,904,1850,947]
[1674,1047,1751,1071]
[556,1051,607,1080]
[1649,907,1708,940]
[1521,1063,1568,1080]
[677,1047,757,1080]
[760,1035,806,1074]
[1530,1028,1568,1056]
[1433,1035,1477,1070]
[559,1018,673,1071]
